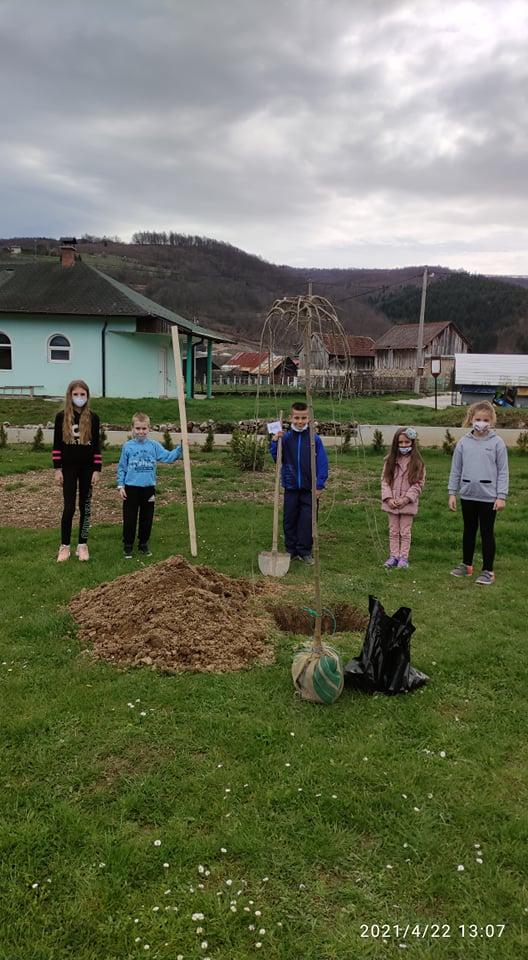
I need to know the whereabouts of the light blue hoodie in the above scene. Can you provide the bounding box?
[448,430,509,502]
[117,438,182,487]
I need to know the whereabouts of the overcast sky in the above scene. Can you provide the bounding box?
[1,0,527,273]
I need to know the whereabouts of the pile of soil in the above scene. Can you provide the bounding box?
[69,555,277,673]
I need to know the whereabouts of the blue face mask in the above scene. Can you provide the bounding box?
[399,446,412,455]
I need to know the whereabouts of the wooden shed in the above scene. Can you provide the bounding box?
[374,321,469,377]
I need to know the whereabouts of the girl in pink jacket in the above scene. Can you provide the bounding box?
[381,427,426,569]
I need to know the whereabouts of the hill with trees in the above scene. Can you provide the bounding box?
[372,272,528,352]
[2,233,528,351]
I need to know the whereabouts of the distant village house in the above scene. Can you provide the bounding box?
[455,353,528,408]
[374,321,470,381]
[220,351,298,385]
[299,333,376,374]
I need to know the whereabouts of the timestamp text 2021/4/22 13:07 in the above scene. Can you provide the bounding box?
[359,923,506,940]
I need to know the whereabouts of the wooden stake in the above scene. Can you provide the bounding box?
[271,410,283,554]
[303,319,323,650]
[171,325,197,556]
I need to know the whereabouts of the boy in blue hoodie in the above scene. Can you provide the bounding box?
[269,402,329,565]
[117,412,182,558]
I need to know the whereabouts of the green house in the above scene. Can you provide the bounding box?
[0,249,232,399]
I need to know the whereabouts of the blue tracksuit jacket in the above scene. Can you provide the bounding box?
[270,428,328,490]
[117,438,182,487]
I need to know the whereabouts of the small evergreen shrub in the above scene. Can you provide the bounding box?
[229,429,265,471]
[372,428,385,453]
[100,426,109,450]
[443,429,457,455]
[0,423,7,448]
[32,426,45,451]
[162,429,174,451]
[203,424,215,453]
[341,427,352,453]
[516,429,528,454]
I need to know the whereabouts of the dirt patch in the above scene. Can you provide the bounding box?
[69,555,278,673]
[271,603,368,635]
[0,467,183,528]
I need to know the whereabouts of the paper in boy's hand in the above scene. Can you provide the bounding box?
[267,420,282,435]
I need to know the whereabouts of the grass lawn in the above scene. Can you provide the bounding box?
[1,446,528,958]
[2,394,527,430]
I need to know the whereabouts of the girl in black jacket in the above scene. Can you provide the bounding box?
[52,379,102,561]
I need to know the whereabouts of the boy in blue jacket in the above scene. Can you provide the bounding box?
[117,412,182,558]
[270,402,329,565]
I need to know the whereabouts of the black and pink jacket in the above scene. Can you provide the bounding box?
[52,410,102,473]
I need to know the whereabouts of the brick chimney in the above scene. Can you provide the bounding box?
[60,237,77,268]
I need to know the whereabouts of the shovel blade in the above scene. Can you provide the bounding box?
[258,550,291,577]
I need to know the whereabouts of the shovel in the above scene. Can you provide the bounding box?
[258,414,291,577]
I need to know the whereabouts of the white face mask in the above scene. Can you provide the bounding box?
[291,423,308,432]
[473,420,490,433]
[72,395,87,408]
[399,446,412,455]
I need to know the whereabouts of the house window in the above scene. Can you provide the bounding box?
[0,332,12,370]
[48,334,71,362]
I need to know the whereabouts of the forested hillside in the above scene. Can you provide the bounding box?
[79,235,393,341]
[2,234,528,351]
[372,272,528,352]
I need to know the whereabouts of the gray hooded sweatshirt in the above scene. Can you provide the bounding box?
[448,430,509,502]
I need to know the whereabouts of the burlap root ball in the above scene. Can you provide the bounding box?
[291,642,344,704]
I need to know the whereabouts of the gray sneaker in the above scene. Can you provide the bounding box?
[450,562,473,578]
[301,554,315,565]
[475,570,495,585]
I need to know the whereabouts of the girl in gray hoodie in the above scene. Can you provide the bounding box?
[448,401,509,585]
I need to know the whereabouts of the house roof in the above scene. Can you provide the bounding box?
[320,333,376,357]
[373,321,467,350]
[0,260,233,343]
[456,353,528,387]
[223,351,296,374]
[250,355,295,375]
[225,351,267,369]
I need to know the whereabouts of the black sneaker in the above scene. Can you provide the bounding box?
[138,543,152,556]
[124,544,133,559]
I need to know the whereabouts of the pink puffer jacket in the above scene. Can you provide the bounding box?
[381,456,426,515]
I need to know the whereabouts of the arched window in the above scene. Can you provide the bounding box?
[0,332,12,370]
[48,334,71,362]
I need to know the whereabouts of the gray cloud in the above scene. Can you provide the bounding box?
[1,0,527,272]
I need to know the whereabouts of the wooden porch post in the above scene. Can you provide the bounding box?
[206,339,213,399]
[185,334,194,400]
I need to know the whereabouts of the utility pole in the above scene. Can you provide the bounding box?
[414,266,428,394]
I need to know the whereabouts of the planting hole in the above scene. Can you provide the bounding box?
[271,603,367,635]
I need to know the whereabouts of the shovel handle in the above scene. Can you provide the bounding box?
[271,410,283,554]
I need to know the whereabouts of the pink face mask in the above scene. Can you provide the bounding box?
[473,420,490,432]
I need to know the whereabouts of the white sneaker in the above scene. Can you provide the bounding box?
[57,545,71,563]
[76,544,90,561]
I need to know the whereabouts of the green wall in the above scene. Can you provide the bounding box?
[0,314,181,397]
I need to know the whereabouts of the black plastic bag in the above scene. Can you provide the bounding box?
[344,595,429,695]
